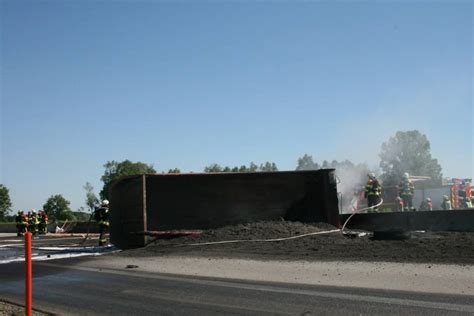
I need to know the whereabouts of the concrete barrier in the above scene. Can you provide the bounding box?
[0,223,17,233]
[342,209,474,232]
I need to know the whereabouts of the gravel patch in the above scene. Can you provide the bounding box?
[0,300,49,316]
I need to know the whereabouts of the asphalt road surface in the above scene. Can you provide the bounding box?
[1,258,474,316]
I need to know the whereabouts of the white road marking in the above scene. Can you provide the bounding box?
[0,252,106,264]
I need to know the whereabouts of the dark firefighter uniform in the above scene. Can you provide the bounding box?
[418,198,432,212]
[441,196,452,210]
[28,211,40,236]
[95,201,110,246]
[398,174,415,211]
[15,211,28,236]
[465,197,473,209]
[38,211,48,234]
[365,174,382,212]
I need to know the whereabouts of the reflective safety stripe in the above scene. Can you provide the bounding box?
[366,184,381,196]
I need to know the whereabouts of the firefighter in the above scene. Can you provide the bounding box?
[395,197,404,212]
[441,195,452,210]
[398,173,415,211]
[28,209,40,236]
[419,197,432,212]
[38,210,48,234]
[95,200,110,246]
[15,210,28,236]
[465,196,473,209]
[364,173,382,212]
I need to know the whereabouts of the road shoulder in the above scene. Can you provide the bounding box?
[41,254,474,296]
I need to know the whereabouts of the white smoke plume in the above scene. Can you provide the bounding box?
[326,161,372,214]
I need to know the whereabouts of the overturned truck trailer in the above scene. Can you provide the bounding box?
[110,169,340,249]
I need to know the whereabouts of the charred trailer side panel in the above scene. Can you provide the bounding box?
[109,175,147,249]
[110,169,339,249]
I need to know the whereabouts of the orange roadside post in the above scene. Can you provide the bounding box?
[25,231,32,316]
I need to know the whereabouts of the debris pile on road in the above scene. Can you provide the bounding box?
[181,221,337,241]
[121,221,474,264]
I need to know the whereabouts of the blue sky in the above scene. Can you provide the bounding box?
[1,0,472,212]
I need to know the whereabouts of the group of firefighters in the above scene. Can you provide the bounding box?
[364,173,473,212]
[14,209,48,236]
[14,200,110,246]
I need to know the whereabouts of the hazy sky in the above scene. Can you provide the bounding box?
[1,0,472,212]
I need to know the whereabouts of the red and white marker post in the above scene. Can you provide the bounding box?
[24,231,32,316]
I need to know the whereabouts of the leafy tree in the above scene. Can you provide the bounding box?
[100,160,156,199]
[379,130,442,185]
[321,160,330,169]
[238,165,248,172]
[296,154,320,170]
[248,162,259,172]
[167,168,181,174]
[205,161,279,173]
[73,207,91,221]
[204,164,223,173]
[3,214,15,223]
[43,194,73,222]
[259,161,278,172]
[84,182,99,212]
[0,184,12,221]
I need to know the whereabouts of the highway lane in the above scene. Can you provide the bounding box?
[1,258,474,315]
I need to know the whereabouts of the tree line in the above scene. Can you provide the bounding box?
[204,161,278,173]
[0,130,444,221]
